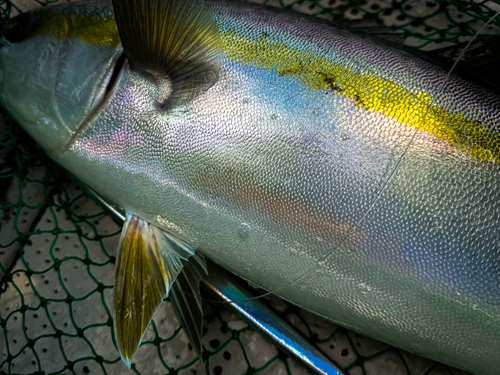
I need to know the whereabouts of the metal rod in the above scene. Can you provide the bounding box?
[203,262,345,375]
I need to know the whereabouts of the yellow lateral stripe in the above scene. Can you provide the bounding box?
[29,12,499,161]
[222,31,500,162]
[30,12,120,47]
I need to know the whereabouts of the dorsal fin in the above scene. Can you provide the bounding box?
[111,0,223,109]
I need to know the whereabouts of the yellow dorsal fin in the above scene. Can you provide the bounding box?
[113,214,195,367]
[111,0,222,109]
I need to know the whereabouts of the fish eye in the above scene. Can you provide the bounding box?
[4,13,31,43]
[7,22,23,42]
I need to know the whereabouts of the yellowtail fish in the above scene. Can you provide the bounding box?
[0,0,499,373]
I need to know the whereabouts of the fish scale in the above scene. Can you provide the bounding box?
[63,6,500,372]
[0,0,499,373]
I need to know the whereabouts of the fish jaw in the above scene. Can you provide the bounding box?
[0,36,122,153]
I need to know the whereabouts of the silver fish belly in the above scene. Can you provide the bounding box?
[1,0,500,373]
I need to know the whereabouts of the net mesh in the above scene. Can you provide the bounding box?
[254,0,500,50]
[0,0,498,374]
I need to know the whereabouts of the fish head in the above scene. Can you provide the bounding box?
[0,1,122,153]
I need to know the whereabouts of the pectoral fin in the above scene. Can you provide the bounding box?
[113,214,197,367]
[111,0,222,108]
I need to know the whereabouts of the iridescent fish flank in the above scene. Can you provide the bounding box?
[1,0,500,374]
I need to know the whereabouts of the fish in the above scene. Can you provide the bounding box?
[0,0,499,373]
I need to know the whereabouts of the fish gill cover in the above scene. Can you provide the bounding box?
[0,0,499,374]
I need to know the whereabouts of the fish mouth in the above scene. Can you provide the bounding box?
[63,52,128,152]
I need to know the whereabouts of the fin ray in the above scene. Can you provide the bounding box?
[111,0,222,108]
[170,253,207,357]
[113,214,195,367]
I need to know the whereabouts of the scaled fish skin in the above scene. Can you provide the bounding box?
[0,0,499,373]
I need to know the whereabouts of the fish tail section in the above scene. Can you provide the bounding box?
[113,214,195,367]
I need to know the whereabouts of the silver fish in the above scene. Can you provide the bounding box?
[0,0,499,373]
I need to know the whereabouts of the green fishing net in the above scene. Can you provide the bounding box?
[0,0,498,374]
[254,0,500,50]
